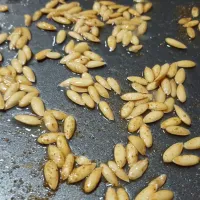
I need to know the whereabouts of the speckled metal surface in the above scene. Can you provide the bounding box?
[0,0,200,199]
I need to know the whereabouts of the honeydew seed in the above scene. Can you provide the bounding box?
[173,155,199,167]
[165,37,187,49]
[99,101,114,120]
[174,105,191,125]
[184,137,200,150]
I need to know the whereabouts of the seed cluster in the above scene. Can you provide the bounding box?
[0,1,199,200]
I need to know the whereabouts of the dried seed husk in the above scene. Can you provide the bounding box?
[154,63,170,82]
[95,75,111,90]
[121,101,134,118]
[32,10,42,21]
[19,92,38,107]
[60,52,81,64]
[175,68,186,84]
[94,83,109,98]
[37,132,60,144]
[128,116,143,133]
[65,40,75,54]
[18,50,27,65]
[0,93,4,109]
[48,145,65,168]
[64,115,76,140]
[61,153,74,180]
[187,27,195,39]
[164,97,174,113]
[31,97,45,116]
[66,90,85,106]
[105,188,118,200]
[11,59,22,73]
[178,17,191,25]
[68,163,96,183]
[88,86,100,103]
[44,160,59,190]
[35,49,51,61]
[0,33,8,44]
[155,87,166,103]
[143,2,152,13]
[84,167,102,193]
[84,51,103,61]
[19,84,39,93]
[127,103,148,119]
[23,66,36,82]
[56,30,67,44]
[99,101,114,120]
[192,6,199,18]
[143,111,164,123]
[82,93,95,109]
[75,156,91,165]
[173,155,199,167]
[16,75,32,86]
[128,159,149,180]
[86,61,106,68]
[16,35,28,49]
[66,61,88,74]
[183,20,199,27]
[107,77,121,94]
[149,174,167,190]
[170,79,177,98]
[57,135,71,157]
[4,82,19,101]
[5,91,25,109]
[114,144,126,168]
[15,114,41,125]
[24,14,32,26]
[144,67,154,83]
[108,161,129,182]
[161,78,171,95]
[148,102,167,111]
[70,85,88,93]
[151,190,174,200]
[121,92,152,101]
[184,137,200,150]
[165,38,187,49]
[177,84,186,103]
[100,163,119,186]
[129,45,143,53]
[161,117,181,129]
[166,126,190,136]
[37,21,56,31]
[177,60,196,68]
[52,16,71,24]
[174,105,191,125]
[128,76,148,85]
[44,111,58,132]
[167,62,178,78]
[128,135,146,155]
[139,124,153,148]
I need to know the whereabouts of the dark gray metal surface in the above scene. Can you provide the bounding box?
[0,0,200,199]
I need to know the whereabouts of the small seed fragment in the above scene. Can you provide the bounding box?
[32,10,42,21]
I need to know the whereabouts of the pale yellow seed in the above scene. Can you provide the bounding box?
[31,97,45,116]
[66,90,85,106]
[128,135,146,155]
[121,92,152,101]
[175,68,186,84]
[24,14,32,26]
[161,117,181,129]
[4,82,19,101]
[94,83,109,98]
[95,75,111,90]
[16,35,28,49]
[151,190,174,200]
[165,38,187,49]
[56,30,67,44]
[143,111,164,123]
[18,50,27,65]
[46,52,61,59]
[170,79,177,98]
[22,27,32,40]
[121,101,134,119]
[131,35,139,45]
[126,143,138,167]
[173,155,199,166]
[105,187,118,200]
[60,52,81,64]
[22,45,31,61]
[174,104,191,125]
[75,156,91,165]
[163,143,183,163]
[32,10,42,21]
[99,101,114,120]
[112,26,121,37]
[11,58,22,73]
[70,85,88,93]
[65,40,75,54]
[128,8,140,16]
[152,64,160,79]
[107,77,121,94]
[0,33,8,44]
[163,97,174,113]
[37,133,60,145]
[100,163,118,186]
[49,110,67,121]
[45,0,59,8]
[192,6,199,18]
[139,124,153,148]
[161,78,171,95]
[57,135,71,157]
[187,27,195,39]
[0,93,4,109]
[128,159,149,180]
[82,93,95,109]
[122,31,132,47]
[117,188,129,200]
[148,102,167,111]
[35,49,51,61]
[177,60,196,68]
[177,84,186,103]
[178,17,191,25]
[126,103,148,119]
[52,16,71,25]
[166,126,190,136]
[143,2,152,13]
[64,115,76,140]
[5,91,25,109]
[127,76,148,85]
[183,20,199,27]
[0,5,8,12]
[167,62,178,78]
[9,34,20,50]
[74,42,90,53]
[184,137,200,150]
[149,174,167,189]
[155,87,166,103]
[144,67,154,83]
[66,61,88,74]
[70,77,93,87]
[16,75,32,86]
[19,84,39,93]
[74,56,89,65]
[84,51,103,61]
[88,86,100,104]
[23,66,36,82]
[37,21,56,31]
[82,32,100,42]
[43,111,58,132]
[128,116,143,133]
[15,114,41,125]
[86,61,106,68]
[19,92,39,107]
[114,144,126,168]
[116,29,127,43]
[107,35,116,51]
[44,160,59,190]
[154,63,170,82]
[138,22,147,35]
[129,45,143,53]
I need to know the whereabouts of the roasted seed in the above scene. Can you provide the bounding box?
[121,101,134,119]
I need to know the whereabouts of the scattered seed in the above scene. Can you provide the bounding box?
[151,190,174,200]
[128,116,143,133]
[65,40,75,54]
[11,59,22,73]
[64,115,76,140]
[178,17,191,25]
[192,6,199,18]
[127,103,148,119]
[37,132,60,145]
[4,82,19,101]
[149,174,167,189]
[177,84,186,103]
[127,76,148,85]
[94,83,109,98]
[37,21,57,31]
[155,87,166,103]
[99,101,114,120]
[129,45,143,53]
[105,187,118,200]
[24,14,32,26]
[174,105,191,125]
[56,30,67,44]
[23,66,36,82]
[114,143,126,168]
[121,93,152,101]
[173,155,199,167]
[66,61,88,74]
[35,49,51,61]
[57,135,71,157]
[15,114,41,125]
[121,101,134,119]
[139,124,153,148]
[166,126,190,136]
[32,10,42,21]
[143,111,164,123]
[107,35,117,51]
[82,93,95,109]
[170,79,177,98]
[187,27,195,39]
[0,33,8,44]
[74,42,90,53]
[66,90,85,106]
[165,37,187,49]
[128,135,146,155]
[88,86,100,104]
[31,97,45,116]
[43,111,58,132]
[184,137,200,150]
[183,20,199,27]
[177,60,196,68]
